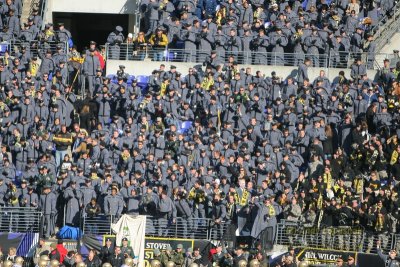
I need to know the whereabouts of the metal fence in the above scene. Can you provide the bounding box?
[0,207,42,233]
[372,0,400,52]
[274,221,400,254]
[9,40,68,58]
[105,43,393,70]
[83,214,230,240]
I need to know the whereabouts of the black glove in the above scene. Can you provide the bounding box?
[312,39,317,44]
[277,38,281,44]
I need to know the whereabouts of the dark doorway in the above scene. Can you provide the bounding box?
[53,12,129,51]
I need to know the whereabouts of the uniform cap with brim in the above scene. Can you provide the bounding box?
[154,248,161,255]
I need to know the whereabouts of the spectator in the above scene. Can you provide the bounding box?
[49,243,61,261]
[107,26,125,60]
[34,238,50,265]
[3,247,16,262]
[110,246,124,267]
[85,249,102,267]
[149,28,169,62]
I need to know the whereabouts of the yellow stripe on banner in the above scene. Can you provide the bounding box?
[103,235,195,247]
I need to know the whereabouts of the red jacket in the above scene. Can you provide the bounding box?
[57,244,68,263]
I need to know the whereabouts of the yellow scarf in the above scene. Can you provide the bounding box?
[122,151,131,161]
[323,172,332,189]
[390,150,399,165]
[267,204,275,216]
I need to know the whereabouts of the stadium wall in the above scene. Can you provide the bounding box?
[106,60,379,82]
[49,0,135,14]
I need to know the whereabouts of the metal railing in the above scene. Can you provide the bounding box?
[105,43,393,70]
[83,214,229,240]
[9,40,68,58]
[0,207,42,233]
[82,214,115,235]
[274,221,400,254]
[372,0,400,52]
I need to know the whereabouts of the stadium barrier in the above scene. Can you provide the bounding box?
[373,0,400,52]
[9,40,69,58]
[105,43,393,70]
[275,220,399,254]
[0,207,42,234]
[83,214,230,240]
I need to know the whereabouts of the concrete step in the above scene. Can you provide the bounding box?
[379,32,400,55]
[20,0,40,26]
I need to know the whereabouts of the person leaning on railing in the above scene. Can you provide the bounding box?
[149,28,169,62]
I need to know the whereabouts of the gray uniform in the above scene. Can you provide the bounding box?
[104,194,124,219]
[270,32,288,65]
[83,55,101,97]
[107,31,125,60]
[39,192,57,238]
[64,187,82,226]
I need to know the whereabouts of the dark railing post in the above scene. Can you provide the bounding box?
[175,219,178,238]
[109,215,113,235]
[9,212,12,232]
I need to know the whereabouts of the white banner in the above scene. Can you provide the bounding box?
[112,215,147,267]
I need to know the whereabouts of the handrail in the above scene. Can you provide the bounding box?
[104,43,395,70]
[373,1,400,52]
[39,0,48,30]
[275,221,400,254]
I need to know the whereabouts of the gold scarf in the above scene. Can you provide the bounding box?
[237,189,249,206]
[267,204,275,216]
[390,150,398,165]
[323,172,332,189]
[353,177,364,195]
[160,82,168,96]
[317,194,323,210]
[375,213,384,231]
[122,151,131,161]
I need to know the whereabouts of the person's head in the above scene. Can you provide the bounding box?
[50,243,57,251]
[8,247,16,256]
[176,244,183,253]
[74,253,83,264]
[114,246,121,255]
[389,249,398,259]
[111,187,118,196]
[88,249,96,259]
[347,256,355,265]
[235,247,243,256]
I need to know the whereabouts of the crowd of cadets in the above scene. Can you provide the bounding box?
[1,4,400,255]
[107,0,395,66]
